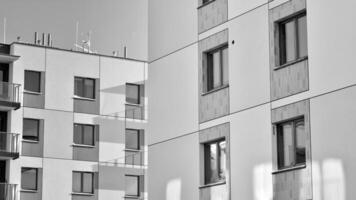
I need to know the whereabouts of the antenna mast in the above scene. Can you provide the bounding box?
[3,18,6,43]
[75,21,79,51]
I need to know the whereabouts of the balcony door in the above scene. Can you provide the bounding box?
[0,64,9,100]
[0,112,7,152]
[0,160,6,199]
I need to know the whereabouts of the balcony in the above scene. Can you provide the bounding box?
[0,132,20,159]
[0,44,19,63]
[125,104,144,120]
[0,82,20,111]
[0,183,17,200]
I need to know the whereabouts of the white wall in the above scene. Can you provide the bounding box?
[228,0,267,19]
[148,0,197,61]
[147,44,199,145]
[229,5,270,113]
[148,133,199,200]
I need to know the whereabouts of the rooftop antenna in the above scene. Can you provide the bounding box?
[75,22,79,51]
[3,18,6,43]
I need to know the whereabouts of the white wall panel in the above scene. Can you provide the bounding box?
[228,0,267,19]
[229,6,270,113]
[147,44,198,144]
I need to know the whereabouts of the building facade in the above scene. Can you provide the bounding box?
[147,0,356,200]
[0,42,148,200]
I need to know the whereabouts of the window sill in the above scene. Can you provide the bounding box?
[272,164,306,174]
[274,56,308,71]
[124,195,141,199]
[125,102,142,107]
[72,143,95,148]
[202,84,229,96]
[197,0,216,9]
[24,90,42,95]
[22,139,39,143]
[124,148,141,152]
[71,192,94,196]
[73,96,95,101]
[21,189,38,193]
[199,180,226,189]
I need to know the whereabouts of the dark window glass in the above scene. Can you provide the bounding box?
[126,84,140,104]
[125,175,139,196]
[276,118,306,169]
[125,129,140,150]
[72,171,94,194]
[74,77,95,99]
[74,124,95,146]
[204,139,226,184]
[21,168,37,190]
[24,71,41,93]
[23,119,39,141]
[202,0,212,4]
[206,45,228,92]
[279,13,308,65]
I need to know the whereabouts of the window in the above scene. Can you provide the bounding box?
[125,175,140,197]
[24,70,41,93]
[204,139,226,184]
[202,0,213,4]
[125,129,140,150]
[278,12,307,65]
[276,117,306,169]
[21,168,38,191]
[205,45,228,92]
[74,77,95,99]
[23,119,40,141]
[72,171,94,194]
[74,124,95,146]
[126,83,140,104]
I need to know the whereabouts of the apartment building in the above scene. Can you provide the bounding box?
[0,42,147,200]
[147,0,356,200]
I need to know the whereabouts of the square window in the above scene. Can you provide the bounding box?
[74,124,95,146]
[72,171,94,194]
[276,117,306,169]
[21,168,38,191]
[125,175,139,197]
[204,139,226,184]
[23,119,40,141]
[24,70,41,93]
[125,129,140,150]
[126,83,140,104]
[278,12,307,65]
[205,45,228,92]
[74,77,95,99]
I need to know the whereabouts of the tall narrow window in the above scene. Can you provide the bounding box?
[24,70,41,93]
[73,124,95,146]
[125,129,140,150]
[126,83,140,104]
[279,12,308,65]
[125,175,140,197]
[276,117,306,169]
[21,168,38,191]
[72,171,94,194]
[204,139,226,184]
[74,77,95,99]
[206,45,228,92]
[23,118,40,141]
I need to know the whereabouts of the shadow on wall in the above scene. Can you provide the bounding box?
[253,162,273,200]
[313,158,346,200]
[166,178,182,200]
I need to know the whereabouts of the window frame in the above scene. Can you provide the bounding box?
[24,70,41,93]
[72,171,94,194]
[125,175,140,197]
[203,138,226,185]
[74,76,96,99]
[23,118,40,141]
[125,83,141,105]
[21,167,38,191]
[73,123,95,146]
[276,117,306,170]
[125,129,140,151]
[278,11,307,66]
[205,44,228,93]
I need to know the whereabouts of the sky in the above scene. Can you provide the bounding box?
[0,0,147,60]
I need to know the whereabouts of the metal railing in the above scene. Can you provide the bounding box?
[0,132,20,156]
[124,150,145,167]
[0,183,17,200]
[0,82,20,103]
[125,104,144,120]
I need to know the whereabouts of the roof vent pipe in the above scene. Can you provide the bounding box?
[42,33,46,46]
[34,32,38,44]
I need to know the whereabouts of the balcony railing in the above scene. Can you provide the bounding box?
[0,132,20,159]
[0,44,10,55]
[0,183,17,200]
[0,82,20,109]
[125,104,144,120]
